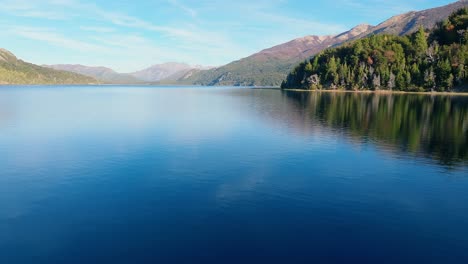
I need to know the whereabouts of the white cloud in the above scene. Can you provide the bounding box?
[4,0,425,71]
[29,0,240,53]
[168,0,197,18]
[79,26,116,33]
[337,0,417,18]
[8,26,108,53]
[255,12,347,35]
[0,0,68,19]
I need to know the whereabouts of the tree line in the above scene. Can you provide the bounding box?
[281,90,468,166]
[281,8,468,92]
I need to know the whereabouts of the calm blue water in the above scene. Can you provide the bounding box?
[0,86,467,263]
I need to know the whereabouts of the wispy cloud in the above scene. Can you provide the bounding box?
[0,0,453,71]
[168,0,197,18]
[6,26,109,53]
[79,26,115,33]
[30,0,235,50]
[0,0,68,19]
[336,0,417,18]
[256,12,347,35]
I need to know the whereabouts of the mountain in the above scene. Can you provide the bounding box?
[181,24,372,86]
[0,49,97,85]
[130,62,209,82]
[45,63,213,84]
[181,0,467,86]
[281,8,468,92]
[355,0,468,37]
[45,64,141,84]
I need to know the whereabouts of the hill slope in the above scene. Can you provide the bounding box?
[182,0,468,87]
[281,8,468,92]
[357,0,468,37]
[182,25,371,86]
[130,63,209,82]
[46,63,212,84]
[45,64,141,84]
[0,49,97,85]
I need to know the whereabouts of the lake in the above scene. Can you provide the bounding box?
[0,86,467,263]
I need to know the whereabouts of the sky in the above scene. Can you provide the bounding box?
[0,0,457,72]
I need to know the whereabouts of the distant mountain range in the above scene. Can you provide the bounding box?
[129,63,212,82]
[44,64,140,84]
[180,24,372,86]
[44,63,213,84]
[181,0,468,86]
[1,0,466,86]
[0,49,97,85]
[356,0,468,37]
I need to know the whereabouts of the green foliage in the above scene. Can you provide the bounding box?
[282,8,468,92]
[282,91,468,166]
[0,50,98,85]
[414,26,429,56]
[183,56,296,86]
[430,8,468,45]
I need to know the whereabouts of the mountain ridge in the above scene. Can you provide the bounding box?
[178,24,386,86]
[46,62,213,84]
[45,64,141,84]
[180,0,468,86]
[3,1,466,86]
[353,0,468,37]
[0,49,98,85]
[281,7,468,92]
[129,62,212,82]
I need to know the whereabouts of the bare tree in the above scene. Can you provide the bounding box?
[307,74,320,85]
[373,74,381,90]
[457,29,466,45]
[426,42,439,63]
[388,72,395,90]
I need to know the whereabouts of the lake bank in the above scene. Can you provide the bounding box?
[281,88,468,96]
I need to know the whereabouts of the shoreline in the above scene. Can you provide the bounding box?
[281,88,468,96]
[1,84,467,96]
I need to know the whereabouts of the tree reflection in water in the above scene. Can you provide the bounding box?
[281,91,468,167]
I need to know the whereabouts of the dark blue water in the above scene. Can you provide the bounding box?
[0,86,467,263]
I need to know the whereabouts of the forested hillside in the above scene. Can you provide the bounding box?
[183,1,467,87]
[281,8,468,92]
[0,49,97,85]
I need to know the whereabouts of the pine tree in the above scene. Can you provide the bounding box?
[312,56,319,71]
[305,61,313,75]
[414,26,428,57]
[281,8,468,92]
[395,70,406,90]
[447,74,455,90]
[326,56,339,85]
[424,68,436,90]
[435,58,452,91]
